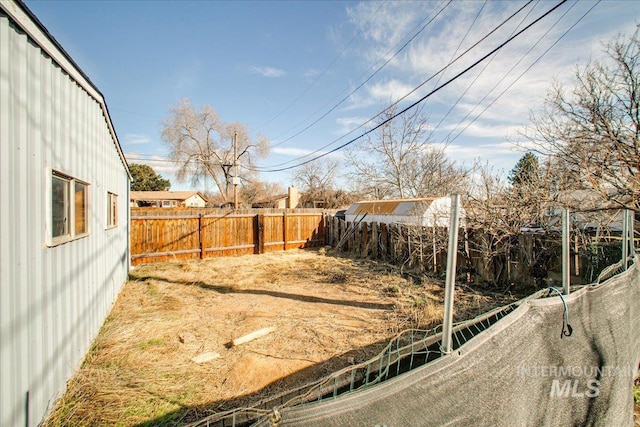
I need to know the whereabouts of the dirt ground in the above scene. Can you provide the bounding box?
[44,249,519,427]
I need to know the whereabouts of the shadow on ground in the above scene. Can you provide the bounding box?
[132,273,395,311]
[132,337,392,427]
[125,268,399,427]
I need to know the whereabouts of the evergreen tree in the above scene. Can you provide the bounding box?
[508,152,540,188]
[129,163,171,191]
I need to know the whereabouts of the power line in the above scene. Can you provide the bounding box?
[268,0,453,148]
[429,0,488,97]
[429,0,541,138]
[445,0,597,145]
[252,0,536,170]
[126,155,177,163]
[126,154,224,166]
[253,1,388,132]
[251,0,568,174]
[130,0,581,180]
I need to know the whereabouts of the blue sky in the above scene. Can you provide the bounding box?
[25,0,639,192]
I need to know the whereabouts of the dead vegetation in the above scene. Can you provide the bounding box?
[43,249,519,427]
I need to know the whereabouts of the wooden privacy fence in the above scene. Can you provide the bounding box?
[325,216,451,271]
[325,216,624,289]
[130,209,326,265]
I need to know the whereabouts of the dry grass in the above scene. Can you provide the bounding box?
[43,249,517,427]
[635,374,640,426]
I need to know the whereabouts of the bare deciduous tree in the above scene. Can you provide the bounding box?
[462,159,565,287]
[240,180,285,207]
[347,104,467,199]
[523,31,639,211]
[292,158,339,193]
[292,159,354,208]
[161,98,269,201]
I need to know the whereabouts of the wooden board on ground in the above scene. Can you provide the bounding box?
[43,249,518,427]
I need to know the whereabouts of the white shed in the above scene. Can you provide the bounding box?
[130,191,208,208]
[1,1,130,425]
[344,197,465,227]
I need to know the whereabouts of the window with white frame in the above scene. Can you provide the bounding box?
[51,171,89,243]
[107,192,118,228]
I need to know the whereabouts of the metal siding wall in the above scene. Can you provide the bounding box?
[0,12,129,427]
[3,14,31,427]
[27,33,45,425]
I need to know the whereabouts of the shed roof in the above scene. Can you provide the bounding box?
[345,197,442,216]
[130,191,207,202]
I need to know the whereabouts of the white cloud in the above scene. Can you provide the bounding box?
[124,133,151,145]
[367,78,419,103]
[335,116,369,135]
[346,1,438,56]
[339,1,631,132]
[271,146,344,162]
[249,65,286,78]
[304,68,321,79]
[272,146,316,157]
[258,1,635,182]
[437,140,541,174]
[439,120,524,141]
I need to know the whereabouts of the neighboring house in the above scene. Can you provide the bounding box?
[130,191,207,208]
[1,1,130,426]
[252,193,290,209]
[520,189,630,234]
[555,189,627,233]
[251,186,300,209]
[344,197,465,227]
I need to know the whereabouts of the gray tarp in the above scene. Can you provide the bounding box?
[272,263,639,427]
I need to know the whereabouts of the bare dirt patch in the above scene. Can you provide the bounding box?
[44,249,518,426]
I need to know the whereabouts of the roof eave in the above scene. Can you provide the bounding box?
[1,0,131,180]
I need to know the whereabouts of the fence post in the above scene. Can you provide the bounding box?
[198,214,204,259]
[630,210,635,255]
[348,222,354,251]
[562,208,570,295]
[622,209,629,271]
[322,213,327,247]
[392,224,399,261]
[379,223,387,257]
[324,213,329,246]
[371,222,378,259]
[432,228,437,273]
[283,211,288,251]
[257,213,266,254]
[463,227,471,283]
[441,194,461,354]
[362,223,369,257]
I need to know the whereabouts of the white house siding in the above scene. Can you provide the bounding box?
[0,3,129,426]
[185,194,206,208]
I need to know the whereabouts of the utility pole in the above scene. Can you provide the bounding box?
[233,131,239,210]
